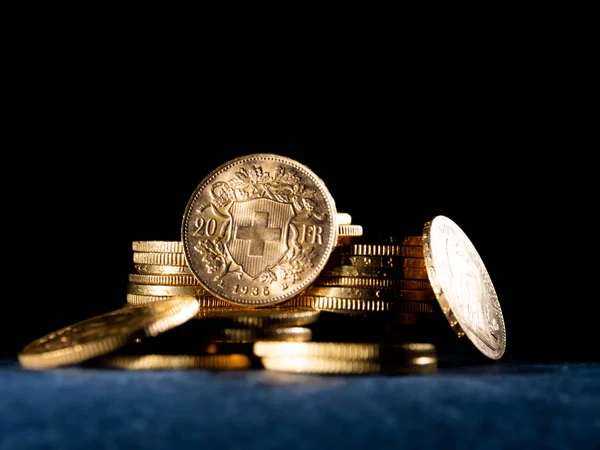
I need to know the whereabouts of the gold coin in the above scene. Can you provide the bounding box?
[277,295,318,309]
[127,283,207,297]
[333,255,425,269]
[310,296,436,313]
[134,264,193,275]
[126,293,232,308]
[337,212,352,225]
[18,296,200,369]
[132,241,183,253]
[337,224,363,237]
[128,273,200,286]
[337,243,424,258]
[322,264,429,280]
[133,252,187,266]
[305,286,436,301]
[197,307,320,327]
[208,326,312,343]
[423,215,506,360]
[260,355,438,375]
[89,353,252,370]
[253,341,436,359]
[181,153,338,307]
[314,275,431,290]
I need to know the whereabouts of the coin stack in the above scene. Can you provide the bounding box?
[128,240,233,309]
[17,154,506,374]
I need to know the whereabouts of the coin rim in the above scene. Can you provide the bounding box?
[422,215,506,360]
[181,153,339,307]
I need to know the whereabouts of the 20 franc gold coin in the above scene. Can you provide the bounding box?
[182,153,338,307]
[18,296,200,369]
[423,215,507,360]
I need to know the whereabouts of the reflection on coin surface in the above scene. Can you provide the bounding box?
[18,297,200,369]
[423,215,506,360]
[182,153,338,307]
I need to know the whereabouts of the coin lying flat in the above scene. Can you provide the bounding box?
[132,241,184,253]
[89,353,253,370]
[253,341,436,360]
[182,153,338,307]
[337,212,352,225]
[314,276,431,291]
[127,284,207,297]
[126,293,233,309]
[133,252,188,266]
[18,296,200,369]
[128,273,201,286]
[423,215,506,360]
[305,286,436,301]
[134,264,193,275]
[260,355,437,375]
[207,326,312,343]
[196,307,320,327]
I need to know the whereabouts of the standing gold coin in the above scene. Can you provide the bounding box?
[18,296,200,369]
[181,153,338,307]
[423,215,506,360]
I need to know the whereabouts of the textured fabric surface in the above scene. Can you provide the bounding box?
[0,359,598,450]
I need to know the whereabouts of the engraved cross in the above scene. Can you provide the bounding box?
[236,211,282,256]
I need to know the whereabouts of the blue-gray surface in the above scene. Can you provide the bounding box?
[0,359,598,450]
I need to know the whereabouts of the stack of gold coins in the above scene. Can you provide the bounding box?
[128,240,234,309]
[293,236,449,344]
[253,341,438,375]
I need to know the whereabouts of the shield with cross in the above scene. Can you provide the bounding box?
[227,198,296,278]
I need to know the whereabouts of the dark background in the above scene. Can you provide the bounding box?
[4,28,592,363]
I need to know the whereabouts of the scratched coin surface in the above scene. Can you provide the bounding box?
[18,296,200,369]
[423,215,506,360]
[182,153,338,307]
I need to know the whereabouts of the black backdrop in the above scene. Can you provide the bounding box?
[4,48,591,363]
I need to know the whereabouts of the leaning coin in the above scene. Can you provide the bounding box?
[182,153,338,307]
[18,296,200,369]
[423,215,507,360]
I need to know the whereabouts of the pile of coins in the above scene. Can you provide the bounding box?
[18,154,507,374]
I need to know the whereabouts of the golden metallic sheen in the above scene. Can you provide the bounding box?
[90,353,252,370]
[196,307,320,327]
[18,297,200,369]
[423,215,506,360]
[182,153,338,307]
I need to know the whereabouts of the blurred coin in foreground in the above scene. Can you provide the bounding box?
[18,296,200,369]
